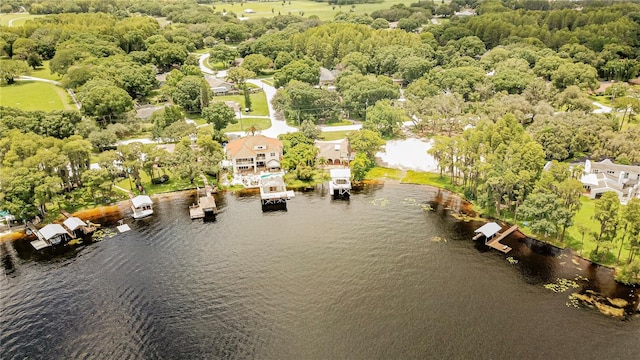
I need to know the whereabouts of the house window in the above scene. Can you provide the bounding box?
[593,169,599,173]
[270,153,276,157]
[607,170,615,175]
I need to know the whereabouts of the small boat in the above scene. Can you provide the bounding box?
[131,195,154,219]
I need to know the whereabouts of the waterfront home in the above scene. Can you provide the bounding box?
[315,139,355,167]
[131,195,154,219]
[225,134,283,174]
[329,168,352,199]
[259,173,294,211]
[580,159,640,202]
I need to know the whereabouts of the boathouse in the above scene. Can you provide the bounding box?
[259,173,294,211]
[473,222,516,254]
[329,168,351,199]
[190,175,218,220]
[131,195,154,219]
[29,223,73,250]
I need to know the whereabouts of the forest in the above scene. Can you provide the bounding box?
[0,0,639,282]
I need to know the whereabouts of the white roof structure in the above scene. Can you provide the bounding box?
[131,195,153,208]
[474,222,502,238]
[330,168,351,179]
[39,224,70,241]
[63,217,87,231]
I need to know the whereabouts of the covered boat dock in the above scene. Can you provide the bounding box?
[473,222,517,254]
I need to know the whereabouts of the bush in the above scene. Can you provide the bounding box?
[152,174,170,184]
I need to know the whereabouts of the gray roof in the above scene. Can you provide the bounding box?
[591,159,640,174]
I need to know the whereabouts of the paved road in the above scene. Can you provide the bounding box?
[246,79,299,138]
[592,101,612,114]
[16,75,62,86]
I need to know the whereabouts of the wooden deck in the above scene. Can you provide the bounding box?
[190,175,218,219]
[485,225,518,254]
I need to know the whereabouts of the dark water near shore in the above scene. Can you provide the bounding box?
[1,183,639,359]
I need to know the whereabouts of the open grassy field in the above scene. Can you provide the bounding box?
[224,117,272,132]
[205,0,416,22]
[0,81,74,111]
[211,91,269,116]
[0,13,45,27]
[30,61,62,81]
[116,169,216,196]
[319,130,350,141]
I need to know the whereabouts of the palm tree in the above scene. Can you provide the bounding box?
[318,156,328,179]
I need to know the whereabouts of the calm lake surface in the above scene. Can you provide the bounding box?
[1,183,639,359]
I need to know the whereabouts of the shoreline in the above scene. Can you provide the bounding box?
[1,180,638,317]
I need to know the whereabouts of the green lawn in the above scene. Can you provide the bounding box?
[0,13,45,27]
[116,169,216,196]
[207,0,418,22]
[365,167,404,181]
[401,170,460,192]
[0,81,74,111]
[224,117,271,132]
[211,91,269,116]
[30,61,62,81]
[319,130,350,141]
[563,197,632,264]
[324,120,354,126]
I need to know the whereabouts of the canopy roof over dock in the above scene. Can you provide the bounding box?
[131,195,153,208]
[330,168,351,179]
[63,217,87,231]
[40,224,70,241]
[474,222,502,238]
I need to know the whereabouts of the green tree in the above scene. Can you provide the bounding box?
[241,54,272,74]
[618,198,640,262]
[274,59,320,88]
[593,192,621,257]
[170,76,207,113]
[347,129,384,162]
[363,100,407,137]
[203,102,237,131]
[226,66,255,88]
[79,80,134,122]
[0,59,29,85]
[350,153,371,182]
[209,44,239,67]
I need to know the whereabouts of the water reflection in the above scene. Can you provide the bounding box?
[1,184,639,359]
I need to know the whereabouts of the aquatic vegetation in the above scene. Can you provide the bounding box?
[68,239,83,246]
[571,292,626,317]
[93,228,116,241]
[430,236,447,243]
[371,198,389,207]
[544,278,580,293]
[421,204,433,211]
[507,257,518,264]
[403,198,417,206]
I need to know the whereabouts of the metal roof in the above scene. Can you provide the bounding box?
[330,168,351,179]
[131,195,153,208]
[39,224,70,241]
[63,217,86,231]
[474,222,502,238]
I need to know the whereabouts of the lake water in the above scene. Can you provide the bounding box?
[1,183,639,359]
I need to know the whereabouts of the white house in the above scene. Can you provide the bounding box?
[581,159,640,202]
[225,134,283,174]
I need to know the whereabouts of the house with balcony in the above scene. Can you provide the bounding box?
[225,134,283,174]
[580,159,640,203]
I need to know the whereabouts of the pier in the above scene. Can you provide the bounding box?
[259,173,294,211]
[329,168,351,199]
[473,223,518,254]
[190,174,218,219]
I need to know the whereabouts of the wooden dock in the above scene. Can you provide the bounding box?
[190,174,217,219]
[485,225,518,253]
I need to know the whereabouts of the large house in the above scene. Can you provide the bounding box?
[225,134,283,174]
[580,159,640,202]
[315,139,355,166]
